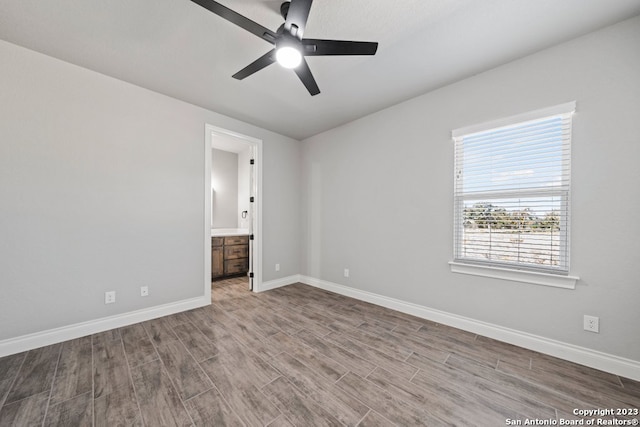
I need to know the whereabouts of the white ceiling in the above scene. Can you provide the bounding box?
[1,0,639,140]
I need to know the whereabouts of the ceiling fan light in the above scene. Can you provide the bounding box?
[276,46,302,69]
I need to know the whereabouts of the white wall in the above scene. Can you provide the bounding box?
[0,39,301,344]
[211,148,238,229]
[301,16,640,362]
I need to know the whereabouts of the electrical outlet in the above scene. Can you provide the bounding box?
[140,286,149,297]
[344,268,349,278]
[275,263,280,272]
[105,291,116,304]
[583,315,599,333]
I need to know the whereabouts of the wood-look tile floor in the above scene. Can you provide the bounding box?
[1,278,638,426]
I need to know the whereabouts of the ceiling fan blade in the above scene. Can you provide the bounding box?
[191,0,277,44]
[232,50,276,80]
[284,0,313,39]
[302,39,378,56]
[293,58,320,96]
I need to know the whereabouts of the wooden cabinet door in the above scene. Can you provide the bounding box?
[211,246,224,278]
[224,236,248,246]
[224,258,249,275]
[224,244,249,260]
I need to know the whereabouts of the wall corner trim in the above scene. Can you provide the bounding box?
[0,296,210,358]
[298,275,640,381]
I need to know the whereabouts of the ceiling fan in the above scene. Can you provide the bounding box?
[190,0,379,96]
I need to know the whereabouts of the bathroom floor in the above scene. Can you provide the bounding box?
[212,275,251,304]
[212,275,249,290]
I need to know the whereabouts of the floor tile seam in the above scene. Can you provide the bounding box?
[493,363,606,410]
[188,318,231,356]
[292,328,342,351]
[334,369,352,385]
[494,357,501,370]
[258,352,295,387]
[3,355,39,406]
[288,345,353,384]
[368,315,425,332]
[252,376,286,424]
[408,367,420,383]
[323,332,406,370]
[526,364,628,392]
[150,331,215,402]
[339,322,395,359]
[142,322,181,346]
[209,308,265,339]
[353,409,371,427]
[147,358,200,426]
[0,353,27,384]
[356,409,398,427]
[398,366,521,423]
[0,352,27,411]
[180,382,216,404]
[441,352,452,367]
[402,350,416,363]
[337,371,439,425]
[270,350,358,411]
[230,312,284,339]
[504,358,636,400]
[272,364,348,414]
[400,334,487,364]
[118,331,147,427]
[331,375,383,423]
[127,323,163,369]
[197,370,256,425]
[346,327,414,362]
[286,309,338,331]
[0,388,32,419]
[192,347,222,365]
[295,329,375,375]
[413,364,558,420]
[270,350,324,386]
[223,342,289,391]
[40,343,64,426]
[47,388,94,410]
[126,352,162,372]
[201,349,275,395]
[173,321,223,364]
[91,334,95,427]
[441,357,574,415]
[266,414,294,427]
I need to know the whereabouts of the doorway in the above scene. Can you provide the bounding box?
[204,124,262,296]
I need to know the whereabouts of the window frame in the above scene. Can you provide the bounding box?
[450,102,579,289]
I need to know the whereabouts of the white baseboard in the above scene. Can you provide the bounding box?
[5,275,638,381]
[299,275,640,381]
[258,274,301,292]
[0,296,210,358]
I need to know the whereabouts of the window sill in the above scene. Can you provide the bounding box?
[448,261,579,289]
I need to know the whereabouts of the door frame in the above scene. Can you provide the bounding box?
[204,124,263,297]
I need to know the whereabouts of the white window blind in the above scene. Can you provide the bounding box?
[453,103,575,275]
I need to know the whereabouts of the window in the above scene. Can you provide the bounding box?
[450,102,579,288]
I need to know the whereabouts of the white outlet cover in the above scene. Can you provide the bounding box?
[583,315,599,333]
[344,268,349,278]
[140,286,149,297]
[105,291,116,304]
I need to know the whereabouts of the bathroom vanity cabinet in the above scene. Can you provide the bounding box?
[212,235,249,279]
